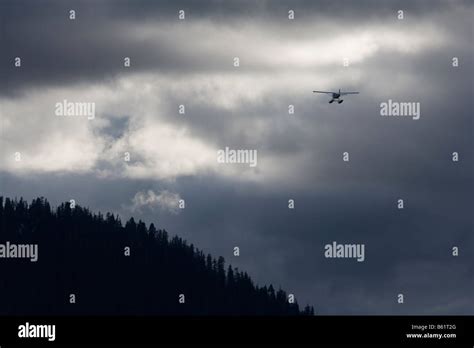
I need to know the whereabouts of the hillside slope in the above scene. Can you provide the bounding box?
[0,197,314,315]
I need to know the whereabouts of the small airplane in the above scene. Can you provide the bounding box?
[313,89,359,103]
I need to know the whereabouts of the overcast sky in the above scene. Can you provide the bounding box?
[1,0,473,314]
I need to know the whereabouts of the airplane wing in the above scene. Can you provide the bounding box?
[340,91,359,95]
[312,91,334,94]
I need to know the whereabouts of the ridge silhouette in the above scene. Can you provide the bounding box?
[0,196,314,315]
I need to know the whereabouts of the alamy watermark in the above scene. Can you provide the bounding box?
[324,241,365,262]
[0,241,38,262]
[18,322,55,341]
[380,99,420,120]
[55,99,96,120]
[217,147,258,167]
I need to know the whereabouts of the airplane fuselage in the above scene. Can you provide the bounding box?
[329,93,343,103]
[313,88,357,104]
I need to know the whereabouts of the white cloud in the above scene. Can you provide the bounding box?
[129,189,182,214]
[131,18,446,70]
[0,87,107,174]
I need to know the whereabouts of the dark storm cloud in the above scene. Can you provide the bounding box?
[54,0,473,21]
[1,0,472,314]
[1,0,471,95]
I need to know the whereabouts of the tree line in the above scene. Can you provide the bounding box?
[0,196,314,315]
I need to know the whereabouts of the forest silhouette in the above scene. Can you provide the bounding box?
[0,197,314,315]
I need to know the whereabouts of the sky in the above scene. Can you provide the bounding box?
[0,0,473,314]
